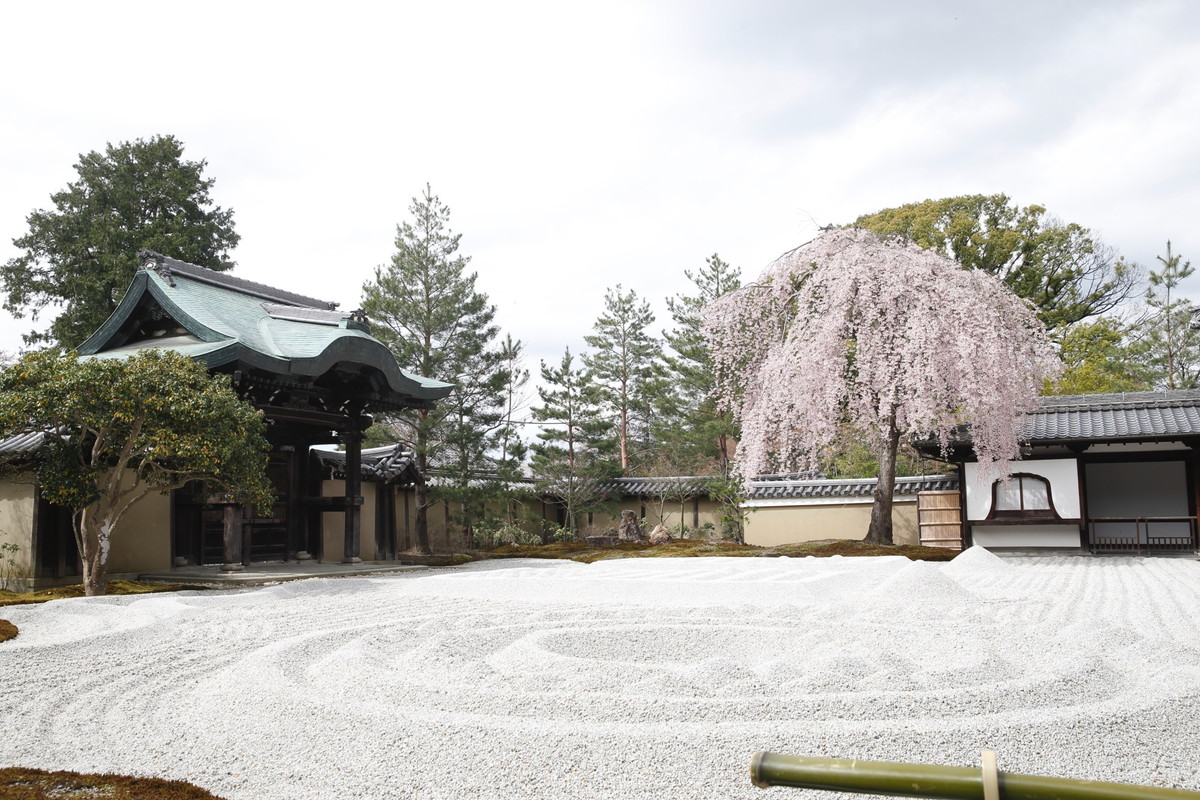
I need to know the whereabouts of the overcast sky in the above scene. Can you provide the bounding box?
[2,1,1199,380]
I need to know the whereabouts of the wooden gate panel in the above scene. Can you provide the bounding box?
[918,490,962,550]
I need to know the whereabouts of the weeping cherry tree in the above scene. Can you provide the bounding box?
[704,228,1061,544]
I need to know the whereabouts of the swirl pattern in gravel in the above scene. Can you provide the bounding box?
[3,548,1200,799]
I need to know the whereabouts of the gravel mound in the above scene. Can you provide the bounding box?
[2,551,1200,799]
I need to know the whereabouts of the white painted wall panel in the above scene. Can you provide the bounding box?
[971,524,1081,548]
[965,458,1080,520]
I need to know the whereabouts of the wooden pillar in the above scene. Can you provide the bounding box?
[341,428,364,564]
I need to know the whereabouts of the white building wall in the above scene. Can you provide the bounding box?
[964,458,1080,520]
[971,524,1081,548]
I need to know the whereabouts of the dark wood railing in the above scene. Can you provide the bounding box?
[1088,516,1198,553]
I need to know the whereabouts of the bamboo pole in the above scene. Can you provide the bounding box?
[749,752,1200,800]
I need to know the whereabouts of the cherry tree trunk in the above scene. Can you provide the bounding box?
[864,418,901,545]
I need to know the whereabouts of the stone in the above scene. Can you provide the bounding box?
[618,509,645,541]
[649,524,672,545]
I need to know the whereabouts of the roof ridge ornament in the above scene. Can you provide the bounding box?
[137,248,175,286]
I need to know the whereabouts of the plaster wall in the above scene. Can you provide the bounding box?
[743,499,919,547]
[104,472,172,574]
[321,479,378,562]
[591,499,723,536]
[0,477,36,580]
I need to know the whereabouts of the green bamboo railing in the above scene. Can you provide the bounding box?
[750,752,1200,800]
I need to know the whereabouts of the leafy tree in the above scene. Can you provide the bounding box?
[705,228,1060,545]
[1046,318,1147,395]
[583,285,662,471]
[360,184,509,553]
[1130,241,1200,390]
[2,135,238,347]
[854,194,1137,332]
[0,349,272,596]
[529,349,618,535]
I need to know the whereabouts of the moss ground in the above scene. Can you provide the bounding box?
[483,537,958,563]
[0,580,185,608]
[0,767,226,799]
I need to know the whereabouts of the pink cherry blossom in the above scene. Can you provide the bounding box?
[703,227,1062,542]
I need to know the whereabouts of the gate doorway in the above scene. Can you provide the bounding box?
[173,451,297,565]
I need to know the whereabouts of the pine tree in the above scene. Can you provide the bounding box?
[529,349,617,535]
[487,334,531,534]
[360,184,508,553]
[1132,242,1200,390]
[659,253,742,473]
[583,285,662,471]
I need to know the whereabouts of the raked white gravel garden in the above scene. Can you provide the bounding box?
[3,547,1200,799]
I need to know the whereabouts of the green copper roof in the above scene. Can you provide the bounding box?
[78,251,452,408]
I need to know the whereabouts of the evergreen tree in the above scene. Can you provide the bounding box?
[0,350,272,596]
[529,349,617,535]
[484,333,532,537]
[582,285,661,471]
[855,194,1138,332]
[3,135,238,347]
[659,253,743,473]
[1047,318,1147,395]
[1131,242,1200,390]
[494,333,530,481]
[360,184,508,553]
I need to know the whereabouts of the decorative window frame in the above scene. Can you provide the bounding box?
[986,473,1062,522]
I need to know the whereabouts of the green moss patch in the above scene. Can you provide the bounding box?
[0,766,226,799]
[484,538,957,563]
[0,580,186,608]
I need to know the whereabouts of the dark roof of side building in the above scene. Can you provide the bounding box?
[1024,390,1200,441]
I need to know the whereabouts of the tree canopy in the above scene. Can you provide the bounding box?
[2,135,239,347]
[360,184,511,552]
[854,194,1137,332]
[529,348,617,534]
[658,253,743,474]
[704,228,1061,544]
[1045,318,1146,395]
[0,349,272,595]
[582,285,660,471]
[1130,241,1200,390]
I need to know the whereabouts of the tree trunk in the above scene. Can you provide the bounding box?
[77,510,110,597]
[864,416,901,545]
[414,480,432,555]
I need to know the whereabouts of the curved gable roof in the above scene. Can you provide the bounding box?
[78,251,452,408]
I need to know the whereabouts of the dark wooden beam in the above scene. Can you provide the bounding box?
[341,428,364,564]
